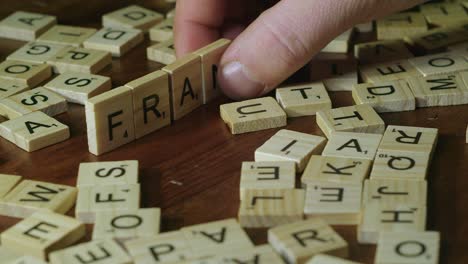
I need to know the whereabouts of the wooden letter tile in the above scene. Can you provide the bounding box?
[83,27,144,57]
[303,182,362,225]
[0,11,56,41]
[0,60,51,87]
[238,189,305,228]
[310,56,357,92]
[360,59,421,83]
[379,125,438,154]
[321,29,354,53]
[376,13,428,40]
[181,218,254,259]
[316,104,385,138]
[163,53,203,120]
[0,78,29,100]
[85,86,135,155]
[352,80,416,113]
[0,87,67,119]
[149,18,174,42]
[220,97,287,134]
[375,231,440,264]
[0,179,76,218]
[404,22,468,51]
[0,174,22,198]
[7,255,48,264]
[268,218,348,264]
[358,202,426,244]
[370,150,431,180]
[408,52,468,77]
[125,70,171,138]
[240,161,295,200]
[0,111,70,152]
[49,239,132,264]
[322,132,382,160]
[92,208,160,242]
[362,179,427,206]
[47,46,112,74]
[255,129,327,172]
[125,231,195,264]
[194,38,231,104]
[77,160,138,187]
[44,72,111,105]
[75,184,140,223]
[0,211,85,260]
[37,25,97,47]
[102,5,164,31]
[276,82,332,117]
[407,71,468,107]
[301,155,371,188]
[212,244,284,264]
[7,42,68,64]
[307,254,363,264]
[147,39,176,65]
[354,39,414,64]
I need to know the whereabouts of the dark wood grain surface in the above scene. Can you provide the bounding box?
[1,1,468,263]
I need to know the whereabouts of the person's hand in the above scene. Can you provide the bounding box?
[175,0,424,100]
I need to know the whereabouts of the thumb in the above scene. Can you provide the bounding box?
[218,0,424,100]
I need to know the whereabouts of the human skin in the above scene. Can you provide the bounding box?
[175,0,425,100]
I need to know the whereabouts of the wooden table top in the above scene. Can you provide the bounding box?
[1,1,468,263]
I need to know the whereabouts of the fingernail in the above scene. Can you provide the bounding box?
[218,61,264,100]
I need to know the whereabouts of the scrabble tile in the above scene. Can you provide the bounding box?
[0,78,29,100]
[322,132,382,160]
[408,52,468,77]
[49,239,132,264]
[77,160,138,187]
[379,125,438,153]
[355,22,373,33]
[37,25,97,47]
[357,202,426,244]
[316,104,385,138]
[354,39,414,64]
[425,14,468,27]
[0,60,52,87]
[83,27,144,57]
[268,218,348,264]
[362,179,427,205]
[301,155,371,188]
[212,244,284,264]
[149,18,173,42]
[75,184,140,224]
[7,255,48,264]
[255,129,327,172]
[359,59,421,83]
[0,111,70,152]
[404,21,468,51]
[375,231,440,264]
[85,86,135,156]
[0,11,56,41]
[0,179,76,218]
[125,231,195,264]
[421,3,468,27]
[181,219,254,259]
[351,80,416,113]
[220,97,287,134]
[238,189,305,228]
[0,211,85,260]
[7,42,68,64]
[304,182,362,225]
[44,72,111,105]
[194,38,231,104]
[240,161,295,200]
[370,150,431,180]
[162,53,203,120]
[47,46,112,74]
[92,208,160,242]
[376,13,427,40]
[0,246,22,263]
[321,29,353,53]
[125,70,171,138]
[406,72,468,107]
[102,5,164,31]
[147,39,176,65]
[166,8,176,18]
[310,56,357,92]
[0,87,67,119]
[307,254,363,264]
[276,82,332,117]
[0,174,22,198]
